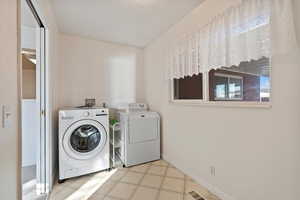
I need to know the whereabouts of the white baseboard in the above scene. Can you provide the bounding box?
[162,154,236,200]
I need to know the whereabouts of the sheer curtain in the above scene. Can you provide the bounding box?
[167,0,297,79]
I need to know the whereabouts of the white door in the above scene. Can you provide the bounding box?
[36,27,47,195]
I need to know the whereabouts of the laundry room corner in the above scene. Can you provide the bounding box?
[6,0,299,200]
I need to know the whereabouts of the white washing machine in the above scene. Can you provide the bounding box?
[58,107,109,181]
[118,103,160,167]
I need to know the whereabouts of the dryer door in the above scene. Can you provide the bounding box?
[63,119,107,160]
[128,112,159,144]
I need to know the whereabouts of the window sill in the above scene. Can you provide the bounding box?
[170,100,272,109]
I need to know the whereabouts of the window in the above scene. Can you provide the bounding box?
[171,58,270,104]
[173,73,203,100]
[209,58,270,102]
[167,0,275,106]
[212,73,243,101]
[260,76,270,102]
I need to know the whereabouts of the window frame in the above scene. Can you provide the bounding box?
[213,73,244,101]
[169,70,272,109]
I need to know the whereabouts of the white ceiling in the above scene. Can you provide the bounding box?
[51,0,204,47]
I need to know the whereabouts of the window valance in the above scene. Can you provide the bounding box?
[167,0,297,79]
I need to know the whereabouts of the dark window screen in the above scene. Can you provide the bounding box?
[173,74,203,100]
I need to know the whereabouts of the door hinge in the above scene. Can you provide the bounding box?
[41,109,45,116]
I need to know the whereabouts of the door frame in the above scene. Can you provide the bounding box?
[23,0,50,196]
[35,26,47,195]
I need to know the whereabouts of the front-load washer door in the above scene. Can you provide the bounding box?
[63,119,107,160]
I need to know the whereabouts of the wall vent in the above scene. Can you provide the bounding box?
[188,191,205,200]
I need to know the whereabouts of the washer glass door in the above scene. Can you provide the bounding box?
[70,125,101,153]
[63,119,107,160]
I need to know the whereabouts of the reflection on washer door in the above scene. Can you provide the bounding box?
[70,125,101,153]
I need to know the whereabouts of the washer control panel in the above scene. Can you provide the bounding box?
[82,111,90,117]
[60,108,109,120]
[95,109,108,116]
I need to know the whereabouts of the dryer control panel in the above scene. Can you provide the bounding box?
[126,103,148,112]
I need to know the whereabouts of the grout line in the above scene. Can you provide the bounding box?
[52,160,193,200]
[131,162,153,199]
[183,174,187,200]
[104,168,129,199]
[128,167,186,181]
[154,160,170,200]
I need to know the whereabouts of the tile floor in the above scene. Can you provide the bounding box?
[49,160,221,200]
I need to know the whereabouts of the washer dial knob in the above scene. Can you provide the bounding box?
[83,111,90,117]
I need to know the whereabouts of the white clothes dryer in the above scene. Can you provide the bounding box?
[118,103,160,167]
[58,107,109,181]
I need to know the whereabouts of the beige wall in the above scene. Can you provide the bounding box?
[144,0,300,200]
[58,33,145,108]
[295,0,300,44]
[0,0,21,199]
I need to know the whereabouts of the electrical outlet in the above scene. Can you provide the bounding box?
[210,166,216,176]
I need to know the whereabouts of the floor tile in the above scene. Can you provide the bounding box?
[89,171,111,180]
[87,193,105,200]
[185,191,220,200]
[88,178,114,191]
[50,160,220,200]
[68,176,92,190]
[117,167,130,172]
[158,190,183,200]
[207,193,222,200]
[166,167,185,179]
[148,165,167,176]
[109,170,127,181]
[129,164,150,173]
[51,181,72,195]
[59,179,77,187]
[184,194,194,200]
[91,180,116,196]
[108,183,137,199]
[161,177,184,193]
[151,160,169,167]
[131,186,159,200]
[140,174,163,189]
[185,181,210,197]
[120,172,144,184]
[49,187,81,200]
[104,197,119,200]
